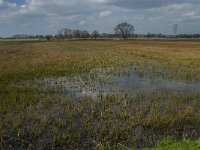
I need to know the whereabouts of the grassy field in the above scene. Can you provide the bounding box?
[0,39,200,149]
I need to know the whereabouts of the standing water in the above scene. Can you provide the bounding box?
[35,67,200,99]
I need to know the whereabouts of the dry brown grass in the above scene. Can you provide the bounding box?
[1,39,199,82]
[0,39,200,149]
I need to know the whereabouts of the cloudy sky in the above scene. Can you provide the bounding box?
[0,0,200,37]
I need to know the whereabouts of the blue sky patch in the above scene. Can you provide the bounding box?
[5,0,25,5]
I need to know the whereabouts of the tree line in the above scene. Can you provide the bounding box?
[56,29,98,39]
[9,22,134,40]
[5,22,200,40]
[56,22,134,40]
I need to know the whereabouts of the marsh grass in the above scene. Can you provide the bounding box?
[0,39,200,149]
[141,138,200,150]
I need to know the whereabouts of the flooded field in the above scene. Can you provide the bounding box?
[0,40,200,149]
[26,67,200,99]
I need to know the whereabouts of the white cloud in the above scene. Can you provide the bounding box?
[0,0,200,36]
[0,0,3,6]
[89,0,110,4]
[99,10,111,17]
[182,11,196,17]
[148,3,192,12]
[79,20,86,26]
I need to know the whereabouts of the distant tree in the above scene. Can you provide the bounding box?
[147,32,151,39]
[102,33,109,38]
[114,22,134,39]
[57,29,64,39]
[91,30,99,39]
[36,35,44,39]
[73,30,81,38]
[45,35,51,41]
[157,33,164,38]
[80,30,90,39]
[63,28,73,38]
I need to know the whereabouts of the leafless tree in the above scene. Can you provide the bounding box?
[91,30,99,39]
[80,30,90,39]
[73,30,81,38]
[114,22,134,39]
[63,28,73,38]
[57,29,64,39]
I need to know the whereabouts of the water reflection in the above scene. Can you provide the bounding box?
[40,67,200,98]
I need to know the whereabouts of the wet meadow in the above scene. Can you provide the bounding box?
[0,39,200,149]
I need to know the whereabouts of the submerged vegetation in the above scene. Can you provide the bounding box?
[0,39,200,149]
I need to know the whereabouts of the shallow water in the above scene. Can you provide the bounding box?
[38,67,200,98]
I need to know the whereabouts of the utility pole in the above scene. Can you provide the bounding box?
[173,24,178,36]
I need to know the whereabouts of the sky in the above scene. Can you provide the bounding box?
[0,0,200,37]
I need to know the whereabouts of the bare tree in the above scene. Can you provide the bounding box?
[57,29,64,39]
[91,30,99,39]
[57,28,91,39]
[73,30,81,38]
[147,32,151,39]
[45,35,51,41]
[114,22,134,39]
[80,30,90,39]
[63,28,73,38]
